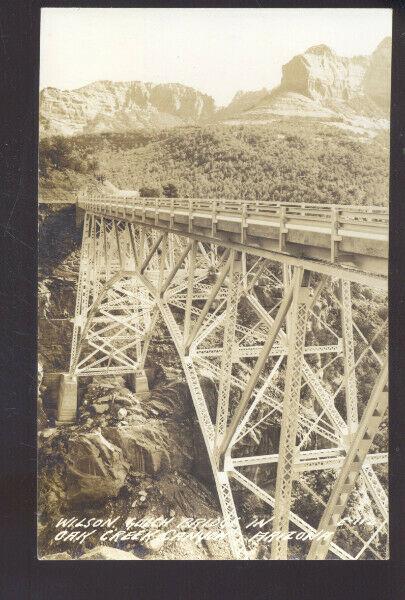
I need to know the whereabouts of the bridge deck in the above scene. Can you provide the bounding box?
[78,196,388,282]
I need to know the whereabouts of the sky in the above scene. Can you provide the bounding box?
[40,8,392,107]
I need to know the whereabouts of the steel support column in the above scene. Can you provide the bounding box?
[340,279,359,434]
[271,268,311,559]
[215,251,242,448]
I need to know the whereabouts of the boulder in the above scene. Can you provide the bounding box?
[93,403,109,414]
[144,381,194,420]
[79,546,140,560]
[92,394,111,404]
[66,431,129,504]
[114,396,135,408]
[117,408,128,420]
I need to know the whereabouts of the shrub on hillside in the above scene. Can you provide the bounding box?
[39,121,389,207]
[162,183,179,198]
[139,186,161,198]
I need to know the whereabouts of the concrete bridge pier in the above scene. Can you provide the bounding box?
[56,373,78,424]
[130,369,150,396]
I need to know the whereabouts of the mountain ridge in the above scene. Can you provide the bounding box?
[40,81,216,136]
[40,37,391,137]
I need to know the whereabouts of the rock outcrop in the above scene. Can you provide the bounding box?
[215,88,271,121]
[102,425,170,475]
[280,44,370,103]
[363,36,391,112]
[66,431,130,504]
[218,38,391,128]
[40,81,216,136]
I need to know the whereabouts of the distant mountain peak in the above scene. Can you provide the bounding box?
[306,44,335,56]
[214,37,390,131]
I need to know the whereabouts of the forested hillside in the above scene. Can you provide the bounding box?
[39,120,389,206]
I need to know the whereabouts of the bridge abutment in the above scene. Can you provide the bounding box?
[56,373,78,424]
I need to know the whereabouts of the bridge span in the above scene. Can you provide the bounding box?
[57,195,388,560]
[77,196,388,286]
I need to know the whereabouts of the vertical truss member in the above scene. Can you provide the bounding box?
[340,280,359,435]
[215,250,242,449]
[271,268,311,559]
[69,212,92,374]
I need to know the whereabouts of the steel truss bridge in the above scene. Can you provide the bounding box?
[61,195,388,560]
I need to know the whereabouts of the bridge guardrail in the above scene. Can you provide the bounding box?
[79,195,388,225]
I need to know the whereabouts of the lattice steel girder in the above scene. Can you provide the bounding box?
[160,241,194,297]
[194,353,342,446]
[67,212,388,560]
[218,272,299,464]
[215,251,242,446]
[230,448,387,469]
[232,355,284,443]
[70,216,159,375]
[271,269,312,559]
[159,301,248,559]
[185,249,232,351]
[81,197,388,284]
[361,462,388,521]
[190,311,227,352]
[339,280,359,433]
[307,358,388,560]
[246,283,347,440]
[301,361,348,437]
[140,232,165,274]
[70,212,92,373]
[295,452,387,473]
[231,469,352,560]
[194,342,342,359]
[71,272,131,371]
[71,268,125,372]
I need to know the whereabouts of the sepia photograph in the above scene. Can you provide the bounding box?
[37,7,390,561]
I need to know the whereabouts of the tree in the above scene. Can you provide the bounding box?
[162,183,179,198]
[139,186,161,198]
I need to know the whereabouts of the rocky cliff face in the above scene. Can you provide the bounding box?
[363,37,391,112]
[40,81,216,136]
[280,44,370,103]
[219,38,391,128]
[214,88,271,121]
